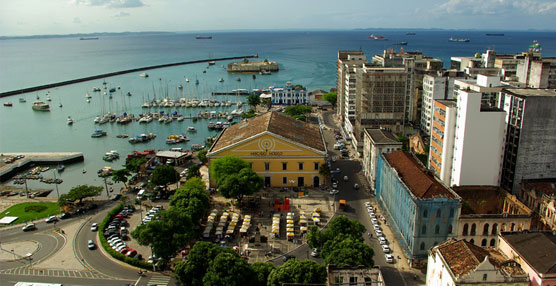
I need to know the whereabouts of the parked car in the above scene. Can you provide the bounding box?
[310,248,319,257]
[22,223,36,232]
[87,240,96,250]
[45,216,58,223]
[60,212,71,219]
[125,249,137,257]
[282,254,294,262]
[373,225,381,231]
[329,189,339,195]
[364,202,371,208]
[381,245,391,253]
[375,229,383,237]
[385,254,394,263]
[332,182,338,188]
[343,176,348,182]
[91,223,98,231]
[353,183,360,189]
[379,237,387,245]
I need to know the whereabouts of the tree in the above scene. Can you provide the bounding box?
[58,185,103,206]
[322,235,375,267]
[247,93,261,109]
[125,157,147,173]
[323,91,337,106]
[197,149,208,164]
[170,177,209,223]
[284,105,312,117]
[250,262,275,286]
[267,259,327,286]
[241,109,257,119]
[185,165,201,180]
[174,241,237,286]
[131,207,195,261]
[202,252,255,286]
[112,168,131,191]
[151,165,179,190]
[210,156,250,185]
[306,225,326,249]
[218,168,263,204]
[324,215,366,241]
[319,164,330,179]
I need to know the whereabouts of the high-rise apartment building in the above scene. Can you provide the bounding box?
[336,51,366,123]
[420,73,457,135]
[428,99,457,185]
[500,88,556,195]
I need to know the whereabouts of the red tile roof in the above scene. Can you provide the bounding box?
[384,151,457,199]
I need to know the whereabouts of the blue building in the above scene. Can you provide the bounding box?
[270,82,307,105]
[376,151,461,265]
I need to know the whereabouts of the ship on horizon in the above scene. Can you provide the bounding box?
[80,37,99,40]
[195,34,212,39]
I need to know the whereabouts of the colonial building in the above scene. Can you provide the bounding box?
[327,265,384,286]
[520,179,556,230]
[498,231,556,286]
[269,82,308,105]
[207,111,327,188]
[499,88,556,195]
[376,150,461,264]
[362,128,402,190]
[453,186,532,248]
[426,239,529,286]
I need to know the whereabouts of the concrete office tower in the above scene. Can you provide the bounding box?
[428,99,457,185]
[336,51,366,123]
[453,75,509,109]
[450,89,506,186]
[500,89,556,195]
[420,74,456,135]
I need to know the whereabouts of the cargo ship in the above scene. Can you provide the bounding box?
[195,35,212,39]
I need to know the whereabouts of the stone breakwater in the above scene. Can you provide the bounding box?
[227,60,279,73]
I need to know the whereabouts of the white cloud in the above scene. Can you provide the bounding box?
[73,0,145,8]
[435,0,556,15]
[113,11,130,17]
[73,17,81,23]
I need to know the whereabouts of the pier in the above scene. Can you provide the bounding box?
[211,91,251,96]
[0,55,258,98]
[0,152,84,182]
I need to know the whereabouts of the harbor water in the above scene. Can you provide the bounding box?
[1,30,555,197]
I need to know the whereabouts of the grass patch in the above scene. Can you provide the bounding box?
[0,202,60,224]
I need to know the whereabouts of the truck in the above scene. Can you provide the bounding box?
[339,200,347,210]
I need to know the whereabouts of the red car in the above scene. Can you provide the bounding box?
[126,249,137,257]
[114,214,124,219]
[119,248,129,254]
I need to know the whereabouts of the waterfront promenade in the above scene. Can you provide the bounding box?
[0,152,84,182]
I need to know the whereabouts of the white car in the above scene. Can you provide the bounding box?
[375,229,383,237]
[385,254,394,263]
[45,216,58,223]
[329,189,339,195]
[379,237,387,245]
[371,218,379,224]
[373,225,381,231]
[115,245,127,252]
[364,202,371,208]
[332,182,338,188]
[91,223,98,231]
[367,206,374,213]
[369,212,376,218]
[382,245,391,253]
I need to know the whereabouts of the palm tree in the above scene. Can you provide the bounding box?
[112,169,131,192]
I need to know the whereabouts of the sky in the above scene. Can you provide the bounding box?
[2,0,556,36]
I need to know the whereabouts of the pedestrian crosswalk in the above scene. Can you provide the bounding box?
[0,266,109,279]
[147,273,171,286]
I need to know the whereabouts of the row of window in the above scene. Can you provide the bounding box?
[421,224,452,235]
[263,162,319,171]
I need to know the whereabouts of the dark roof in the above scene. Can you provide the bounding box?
[366,129,402,145]
[210,112,325,153]
[501,231,556,274]
[383,151,457,199]
[521,178,556,196]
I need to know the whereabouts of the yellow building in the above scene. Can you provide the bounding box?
[207,111,327,188]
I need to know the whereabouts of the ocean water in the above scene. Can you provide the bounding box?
[1,30,555,196]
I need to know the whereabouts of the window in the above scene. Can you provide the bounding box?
[436,209,441,218]
[314,162,319,170]
[422,225,427,234]
[483,224,490,235]
[470,239,475,245]
[435,225,440,234]
[420,242,425,250]
[264,162,270,171]
[298,162,303,170]
[448,224,453,234]
[471,224,477,235]
[483,274,488,281]
[423,209,428,218]
[283,177,287,184]
[282,162,287,170]
[463,224,469,236]
[449,208,455,217]
[490,239,496,247]
[481,239,487,247]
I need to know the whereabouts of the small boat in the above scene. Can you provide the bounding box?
[178,84,183,90]
[203,70,207,74]
[59,103,63,108]
[127,92,132,96]
[208,61,216,65]
[82,169,87,174]
[195,35,212,39]
[259,70,271,75]
[116,134,129,138]
[3,102,13,107]
[86,99,91,103]
[109,87,116,93]
[32,101,50,111]
[91,130,107,138]
[128,133,156,144]
[208,122,215,129]
[85,93,92,98]
[93,87,101,92]
[67,116,74,125]
[195,79,199,85]
[45,96,52,101]
[449,37,470,42]
[252,74,256,79]
[139,72,149,78]
[191,144,205,151]
[103,150,120,161]
[19,98,26,103]
[486,33,504,36]
[393,41,408,46]
[369,34,387,40]
[185,78,190,83]
[236,77,241,82]
[187,126,197,132]
[57,164,65,172]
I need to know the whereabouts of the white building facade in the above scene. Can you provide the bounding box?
[429,100,457,186]
[362,128,403,190]
[421,75,455,135]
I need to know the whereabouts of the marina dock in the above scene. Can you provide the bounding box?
[0,152,84,182]
[0,55,258,98]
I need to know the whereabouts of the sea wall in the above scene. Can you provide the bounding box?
[0,152,84,182]
[227,60,279,73]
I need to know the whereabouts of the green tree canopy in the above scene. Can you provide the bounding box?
[151,165,179,188]
[251,262,275,286]
[210,156,250,185]
[284,105,312,117]
[58,185,103,206]
[125,157,147,173]
[112,169,131,190]
[185,164,201,180]
[174,241,238,286]
[324,215,366,241]
[202,252,255,286]
[319,163,331,178]
[131,207,195,261]
[218,167,263,204]
[247,93,261,109]
[267,259,327,286]
[197,149,208,164]
[306,225,326,249]
[322,235,375,267]
[323,91,337,106]
[169,177,209,223]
